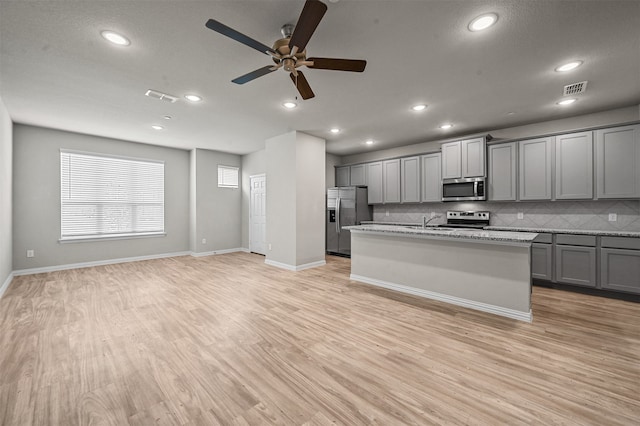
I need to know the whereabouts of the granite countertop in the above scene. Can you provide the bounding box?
[344,224,539,244]
[485,226,640,238]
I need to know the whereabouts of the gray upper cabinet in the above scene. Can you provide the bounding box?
[441,138,486,179]
[519,137,553,200]
[421,153,442,202]
[488,142,517,201]
[595,124,640,199]
[555,131,593,200]
[366,162,383,204]
[461,137,486,177]
[383,159,401,204]
[441,141,461,179]
[336,166,350,187]
[350,164,367,186]
[401,156,421,203]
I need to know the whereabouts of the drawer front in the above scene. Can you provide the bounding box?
[601,248,640,294]
[555,246,597,287]
[601,236,640,250]
[533,233,552,244]
[555,234,596,247]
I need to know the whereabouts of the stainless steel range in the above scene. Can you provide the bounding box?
[439,210,490,229]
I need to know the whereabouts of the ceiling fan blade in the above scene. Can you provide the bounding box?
[232,66,277,85]
[288,0,327,53]
[289,71,315,100]
[307,57,367,72]
[205,19,276,56]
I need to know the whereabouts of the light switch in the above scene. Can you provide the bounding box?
[26,249,34,258]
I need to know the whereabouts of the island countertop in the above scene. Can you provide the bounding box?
[343,224,538,245]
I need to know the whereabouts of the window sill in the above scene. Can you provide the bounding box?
[59,232,166,243]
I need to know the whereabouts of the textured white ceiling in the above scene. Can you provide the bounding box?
[1,1,639,155]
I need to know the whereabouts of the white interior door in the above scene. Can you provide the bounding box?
[250,174,266,255]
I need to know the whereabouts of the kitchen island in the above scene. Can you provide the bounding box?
[343,225,538,322]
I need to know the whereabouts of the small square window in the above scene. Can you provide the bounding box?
[218,165,239,188]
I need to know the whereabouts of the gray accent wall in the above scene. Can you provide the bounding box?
[191,148,242,253]
[12,124,191,270]
[0,96,12,288]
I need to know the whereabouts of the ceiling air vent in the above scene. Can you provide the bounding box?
[563,81,588,96]
[145,89,178,103]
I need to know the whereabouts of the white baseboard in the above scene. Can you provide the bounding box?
[12,251,192,276]
[350,274,533,323]
[265,259,326,272]
[0,272,14,299]
[191,247,249,257]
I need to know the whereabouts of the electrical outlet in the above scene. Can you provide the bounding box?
[430,211,436,218]
[385,210,389,217]
[26,249,35,258]
[201,238,207,244]
[517,212,524,220]
[608,213,617,222]
[268,243,272,251]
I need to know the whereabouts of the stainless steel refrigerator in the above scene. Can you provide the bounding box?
[326,186,372,257]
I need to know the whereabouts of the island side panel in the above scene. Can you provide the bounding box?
[350,232,531,316]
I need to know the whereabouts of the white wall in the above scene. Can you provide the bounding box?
[241,149,266,249]
[12,124,191,270]
[295,133,326,265]
[192,148,242,253]
[341,105,640,165]
[265,132,298,266]
[0,95,12,292]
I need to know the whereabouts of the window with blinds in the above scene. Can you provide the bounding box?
[218,165,239,188]
[60,150,165,241]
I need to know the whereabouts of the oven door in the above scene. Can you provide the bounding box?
[442,178,486,201]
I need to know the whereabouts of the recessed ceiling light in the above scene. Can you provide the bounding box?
[163,115,172,120]
[330,128,341,134]
[151,125,164,130]
[468,13,498,32]
[282,101,297,109]
[100,30,130,46]
[557,98,577,105]
[439,123,453,129]
[412,104,427,111]
[184,94,202,102]
[555,61,583,72]
[506,112,516,116]
[365,140,374,145]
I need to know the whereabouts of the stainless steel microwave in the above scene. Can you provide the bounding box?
[442,177,486,201]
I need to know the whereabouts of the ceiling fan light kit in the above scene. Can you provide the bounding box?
[205,0,367,100]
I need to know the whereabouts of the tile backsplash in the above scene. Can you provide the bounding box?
[372,200,640,231]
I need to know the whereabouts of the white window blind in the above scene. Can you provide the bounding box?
[60,150,165,241]
[218,165,239,188]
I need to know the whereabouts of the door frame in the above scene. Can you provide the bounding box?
[249,173,266,254]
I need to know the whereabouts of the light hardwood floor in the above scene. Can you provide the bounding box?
[1,253,639,425]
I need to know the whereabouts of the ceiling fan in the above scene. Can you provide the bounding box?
[205,0,367,100]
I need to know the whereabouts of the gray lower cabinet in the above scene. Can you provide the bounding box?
[531,243,553,281]
[366,162,383,204]
[600,236,640,294]
[555,244,597,287]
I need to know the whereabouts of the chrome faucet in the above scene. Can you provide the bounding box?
[422,214,442,229]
